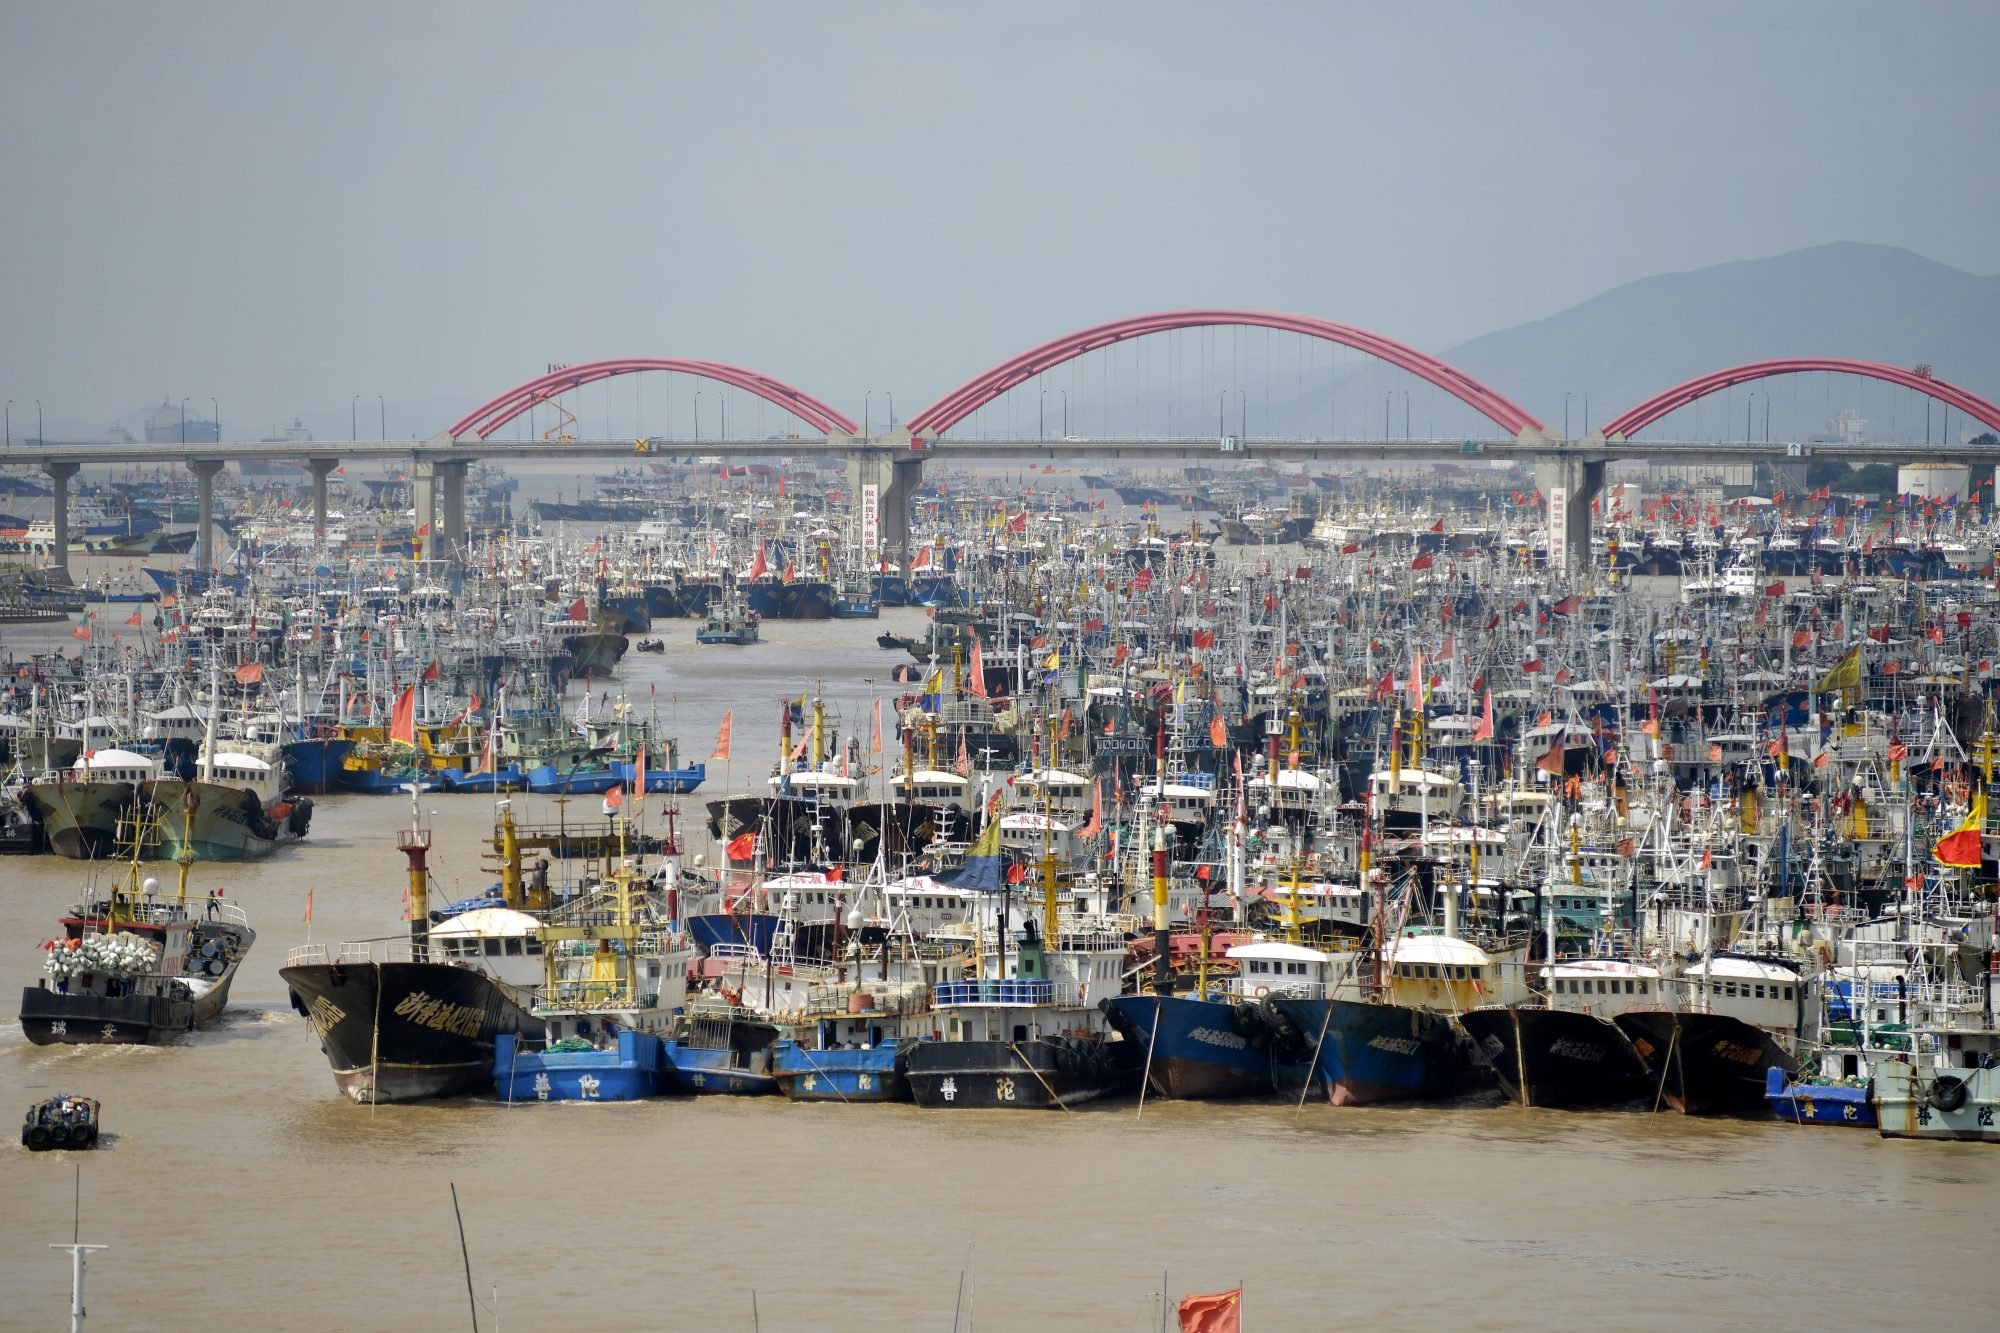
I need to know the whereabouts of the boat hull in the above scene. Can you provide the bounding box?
[660,1040,781,1095]
[904,1037,1140,1109]
[1614,1011,1798,1115]
[1265,996,1475,1105]
[20,782,133,860]
[1874,1061,2000,1142]
[1102,994,1270,1100]
[1457,1006,1652,1108]
[495,1031,665,1102]
[1763,1067,1877,1128]
[281,960,543,1103]
[773,1039,910,1102]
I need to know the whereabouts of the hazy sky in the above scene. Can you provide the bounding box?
[3,0,1995,439]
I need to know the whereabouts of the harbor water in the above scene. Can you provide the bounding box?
[4,604,1998,1330]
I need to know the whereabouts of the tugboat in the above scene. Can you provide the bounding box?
[281,797,547,1103]
[20,820,254,1046]
[22,1095,99,1150]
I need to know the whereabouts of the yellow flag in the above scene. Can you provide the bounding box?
[1815,647,1861,694]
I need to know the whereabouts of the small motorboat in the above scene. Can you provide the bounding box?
[635,637,666,654]
[22,1095,100,1150]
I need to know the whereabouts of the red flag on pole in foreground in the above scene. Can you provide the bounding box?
[711,709,733,761]
[726,831,756,861]
[969,636,988,697]
[1536,744,1566,775]
[303,888,314,923]
[1177,1287,1242,1333]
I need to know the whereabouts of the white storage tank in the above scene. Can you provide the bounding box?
[1898,462,1971,500]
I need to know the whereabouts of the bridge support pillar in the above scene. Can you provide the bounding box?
[189,459,226,571]
[846,437,923,577]
[411,460,436,562]
[40,461,78,580]
[1532,455,1603,574]
[437,460,468,561]
[306,458,340,546]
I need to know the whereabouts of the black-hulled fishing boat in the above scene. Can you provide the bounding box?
[281,802,545,1103]
[1457,959,1659,1107]
[1612,955,1806,1115]
[20,834,254,1045]
[903,918,1139,1109]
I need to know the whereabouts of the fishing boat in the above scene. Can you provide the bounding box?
[660,1002,783,1095]
[21,749,162,860]
[903,916,1138,1109]
[1613,954,1806,1115]
[20,824,254,1045]
[1458,957,1658,1108]
[494,865,694,1103]
[281,799,547,1103]
[695,600,761,645]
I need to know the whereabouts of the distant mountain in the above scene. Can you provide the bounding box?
[1444,243,2000,440]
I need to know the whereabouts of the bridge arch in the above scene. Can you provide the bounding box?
[1602,358,2000,441]
[904,309,1544,440]
[449,358,859,440]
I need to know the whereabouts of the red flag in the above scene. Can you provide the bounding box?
[422,659,441,683]
[1191,629,1216,649]
[969,637,988,698]
[1536,744,1565,775]
[1764,582,1785,597]
[1429,517,1444,533]
[303,888,314,923]
[1522,658,1543,674]
[1867,626,1890,643]
[1008,510,1027,533]
[1410,553,1434,571]
[1551,595,1580,615]
[748,544,768,582]
[711,709,733,761]
[124,609,143,628]
[870,699,883,756]
[1176,1288,1242,1333]
[634,747,647,803]
[389,685,417,745]
[1209,716,1228,747]
[1340,541,1360,554]
[567,596,587,621]
[602,783,623,812]
[726,830,756,861]
[1933,794,1985,867]
[1790,629,1812,650]
[71,622,91,641]
[1471,691,1494,742]
[234,662,264,685]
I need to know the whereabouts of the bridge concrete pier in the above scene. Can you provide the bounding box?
[844,435,922,574]
[1533,453,1604,574]
[411,460,436,562]
[189,459,226,571]
[40,461,78,579]
[305,458,340,545]
[437,460,468,561]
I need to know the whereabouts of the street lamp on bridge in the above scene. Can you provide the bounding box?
[37,400,44,448]
[5,400,10,449]
[211,398,220,444]
[1039,388,1046,441]
[1060,389,1067,439]
[379,395,386,443]
[694,390,703,441]
[181,398,189,445]
[864,391,872,438]
[885,392,894,433]
[352,394,360,443]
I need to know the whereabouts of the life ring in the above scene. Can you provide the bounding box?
[1253,985,1270,998]
[1929,1074,1969,1113]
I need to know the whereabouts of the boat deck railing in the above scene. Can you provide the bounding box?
[285,937,441,968]
[935,977,1056,1007]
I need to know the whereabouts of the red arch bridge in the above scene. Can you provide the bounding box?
[13,314,2000,573]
